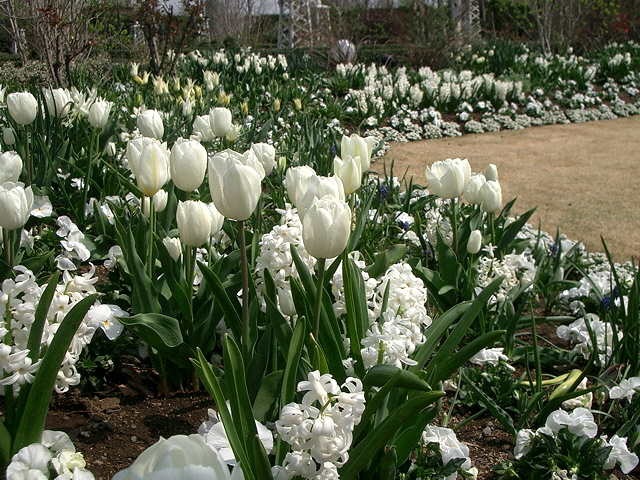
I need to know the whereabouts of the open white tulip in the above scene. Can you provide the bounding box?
[43,88,72,118]
[424,158,471,199]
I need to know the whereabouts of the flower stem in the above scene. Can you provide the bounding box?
[451,197,459,254]
[3,228,13,270]
[185,245,196,337]
[238,220,250,361]
[146,199,155,281]
[312,257,327,341]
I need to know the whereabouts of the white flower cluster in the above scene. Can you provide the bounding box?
[422,426,476,480]
[556,313,621,364]
[475,252,537,303]
[0,266,126,394]
[274,371,365,479]
[515,408,638,474]
[255,205,316,317]
[7,430,94,480]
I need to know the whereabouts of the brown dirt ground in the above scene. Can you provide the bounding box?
[381,115,640,264]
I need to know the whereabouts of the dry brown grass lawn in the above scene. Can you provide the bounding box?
[381,115,640,263]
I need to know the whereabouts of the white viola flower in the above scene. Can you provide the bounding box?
[104,245,123,270]
[422,425,472,478]
[545,407,597,438]
[603,435,639,474]
[86,304,127,340]
[469,347,509,366]
[6,443,52,477]
[30,195,53,218]
[198,408,273,465]
[514,429,535,459]
[609,376,640,403]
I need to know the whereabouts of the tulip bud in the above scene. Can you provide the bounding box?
[208,202,224,236]
[0,182,33,230]
[480,180,502,213]
[141,189,168,216]
[208,149,263,221]
[43,88,72,118]
[285,165,316,206]
[130,62,139,77]
[177,200,213,247]
[7,91,38,125]
[88,100,113,129]
[163,237,182,261]
[424,158,471,199]
[105,142,116,157]
[333,155,362,195]
[193,115,215,142]
[273,98,281,111]
[464,174,485,204]
[296,174,345,220]
[137,109,164,140]
[467,229,483,254]
[181,97,193,117]
[240,102,249,115]
[293,98,302,110]
[209,107,232,137]
[3,127,16,146]
[485,163,498,181]
[170,138,207,192]
[302,195,351,259]
[341,134,376,173]
[126,137,170,197]
[248,143,276,176]
[277,287,297,316]
[0,151,23,184]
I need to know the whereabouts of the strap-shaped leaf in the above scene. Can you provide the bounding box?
[343,255,367,378]
[197,261,242,340]
[365,244,406,279]
[13,294,97,452]
[340,391,445,480]
[27,271,60,362]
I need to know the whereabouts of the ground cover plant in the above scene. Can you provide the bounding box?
[0,41,639,479]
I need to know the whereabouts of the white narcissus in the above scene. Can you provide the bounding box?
[208,149,263,221]
[137,109,164,140]
[333,155,362,195]
[177,200,213,247]
[0,182,33,230]
[7,91,38,125]
[424,158,471,199]
[112,434,244,480]
[170,138,208,192]
[302,195,351,259]
[0,151,23,184]
[126,137,170,197]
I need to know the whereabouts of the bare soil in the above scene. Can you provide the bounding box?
[381,115,640,263]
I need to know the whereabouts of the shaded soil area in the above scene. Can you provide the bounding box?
[381,115,640,263]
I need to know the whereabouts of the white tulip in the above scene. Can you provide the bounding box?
[137,109,164,139]
[485,163,498,181]
[193,115,215,142]
[248,143,276,176]
[7,91,38,125]
[285,165,316,207]
[341,134,376,172]
[3,127,16,146]
[209,107,232,137]
[333,155,362,195]
[163,237,182,261]
[88,100,113,128]
[295,174,345,220]
[170,138,207,192]
[467,229,482,254]
[0,151,22,184]
[126,137,170,197]
[425,158,471,199]
[177,200,213,247]
[480,180,502,213]
[0,182,33,230]
[302,195,351,259]
[464,174,485,205]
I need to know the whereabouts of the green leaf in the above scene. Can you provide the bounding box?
[253,371,284,423]
[197,261,242,340]
[343,255,367,378]
[363,365,431,391]
[13,294,97,453]
[340,391,445,480]
[27,271,60,362]
[0,417,12,471]
[365,244,407,278]
[497,206,536,255]
[191,349,255,480]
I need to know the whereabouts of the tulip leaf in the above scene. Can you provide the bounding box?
[252,371,284,423]
[436,229,462,287]
[14,294,97,453]
[192,349,255,480]
[26,271,60,362]
[339,391,445,480]
[393,402,441,465]
[365,244,407,279]
[155,237,193,325]
[197,261,242,340]
[497,206,536,255]
[261,269,294,349]
[0,421,10,471]
[353,370,401,442]
[363,365,431,391]
[343,254,367,378]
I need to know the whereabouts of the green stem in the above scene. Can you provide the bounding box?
[146,199,156,281]
[3,229,13,270]
[82,129,99,220]
[451,197,459,254]
[25,126,32,186]
[238,220,250,361]
[312,257,327,341]
[185,245,196,337]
